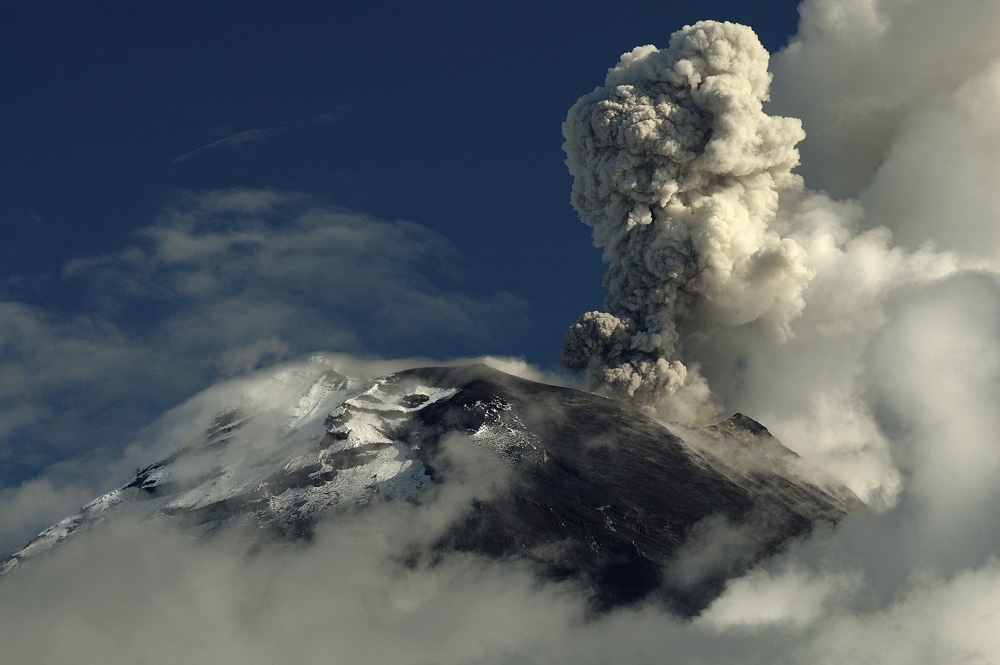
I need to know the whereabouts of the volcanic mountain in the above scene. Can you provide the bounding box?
[0,359,861,614]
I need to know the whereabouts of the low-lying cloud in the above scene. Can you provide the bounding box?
[0,190,529,552]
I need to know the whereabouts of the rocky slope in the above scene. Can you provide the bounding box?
[1,360,862,614]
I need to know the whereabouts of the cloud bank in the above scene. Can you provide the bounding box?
[0,190,528,552]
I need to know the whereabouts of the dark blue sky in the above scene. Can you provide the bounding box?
[0,2,802,495]
[2,1,801,359]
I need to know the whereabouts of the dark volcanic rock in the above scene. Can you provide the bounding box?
[1,362,861,614]
[390,365,860,612]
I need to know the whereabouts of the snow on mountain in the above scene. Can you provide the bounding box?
[0,357,861,612]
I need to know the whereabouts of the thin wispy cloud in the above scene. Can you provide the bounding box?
[171,113,344,164]
[2,207,44,228]
[0,189,529,552]
[171,127,284,163]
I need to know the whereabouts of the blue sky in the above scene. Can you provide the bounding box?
[0,1,801,495]
[3,1,801,329]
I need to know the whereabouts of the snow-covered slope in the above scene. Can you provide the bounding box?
[0,359,862,612]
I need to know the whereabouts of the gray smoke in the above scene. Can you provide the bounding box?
[561,21,812,420]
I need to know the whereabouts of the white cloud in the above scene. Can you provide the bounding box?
[171,127,281,163]
[770,0,1000,199]
[171,113,345,164]
[0,477,94,560]
[67,189,527,358]
[862,61,1000,256]
[0,190,529,553]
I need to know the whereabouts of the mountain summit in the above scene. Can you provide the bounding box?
[1,360,861,614]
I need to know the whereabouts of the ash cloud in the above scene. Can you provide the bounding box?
[560,21,811,420]
[547,4,1000,659]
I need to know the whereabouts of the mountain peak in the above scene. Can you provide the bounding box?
[1,361,861,613]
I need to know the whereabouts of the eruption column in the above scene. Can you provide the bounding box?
[561,21,812,415]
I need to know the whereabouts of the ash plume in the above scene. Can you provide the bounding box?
[561,21,812,419]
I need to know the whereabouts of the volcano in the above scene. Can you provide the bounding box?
[1,360,861,614]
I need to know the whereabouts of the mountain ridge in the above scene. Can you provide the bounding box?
[1,360,862,613]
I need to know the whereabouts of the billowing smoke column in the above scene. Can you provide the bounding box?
[561,21,812,414]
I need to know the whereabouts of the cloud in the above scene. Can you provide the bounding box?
[850,274,1000,586]
[0,189,529,553]
[546,3,1000,660]
[216,335,292,376]
[67,189,529,357]
[1,206,43,229]
[172,127,283,163]
[0,477,94,561]
[171,113,343,164]
[559,21,809,419]
[769,0,1000,199]
[0,301,176,476]
[861,60,1000,256]
[4,274,1000,660]
[0,511,590,665]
